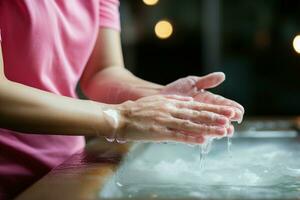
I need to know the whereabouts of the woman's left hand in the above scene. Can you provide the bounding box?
[160,72,244,124]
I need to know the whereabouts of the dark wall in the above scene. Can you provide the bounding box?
[121,0,300,116]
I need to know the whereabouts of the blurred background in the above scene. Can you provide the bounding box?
[119,0,300,117]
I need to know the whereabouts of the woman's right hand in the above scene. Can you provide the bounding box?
[114,95,235,144]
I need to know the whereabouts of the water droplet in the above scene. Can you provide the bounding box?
[116,181,123,187]
[105,137,115,143]
[198,138,214,168]
[227,137,232,158]
[116,138,127,144]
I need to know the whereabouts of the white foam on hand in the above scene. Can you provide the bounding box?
[103,109,120,142]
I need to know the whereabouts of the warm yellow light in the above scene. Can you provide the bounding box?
[143,0,159,6]
[293,35,300,54]
[154,20,173,39]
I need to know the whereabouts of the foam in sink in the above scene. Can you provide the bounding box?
[100,135,300,199]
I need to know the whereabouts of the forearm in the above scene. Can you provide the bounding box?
[0,79,115,137]
[79,28,163,104]
[81,66,163,104]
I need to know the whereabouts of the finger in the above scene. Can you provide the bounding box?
[194,91,244,121]
[226,125,234,137]
[171,100,235,118]
[146,127,205,144]
[193,103,235,119]
[170,108,229,126]
[177,124,227,137]
[171,132,205,144]
[163,94,193,101]
[158,117,227,137]
[195,72,226,89]
[177,131,206,144]
[194,91,244,113]
[224,106,243,123]
[161,76,198,96]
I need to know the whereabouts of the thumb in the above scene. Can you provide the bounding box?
[195,72,225,89]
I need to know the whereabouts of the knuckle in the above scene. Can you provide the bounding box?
[203,125,210,133]
[155,95,164,100]
[154,115,167,124]
[208,113,217,122]
[158,103,166,111]
[187,75,198,81]
[192,110,199,117]
[157,101,168,111]
[198,111,211,121]
[194,102,204,110]
[216,127,226,135]
[181,120,192,128]
[153,116,161,123]
[148,126,157,133]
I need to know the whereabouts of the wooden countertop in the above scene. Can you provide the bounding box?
[16,138,130,200]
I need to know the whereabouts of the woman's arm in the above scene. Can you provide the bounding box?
[0,42,115,137]
[80,28,163,104]
[0,38,234,143]
[79,28,244,123]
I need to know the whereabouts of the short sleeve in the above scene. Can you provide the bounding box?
[99,0,121,31]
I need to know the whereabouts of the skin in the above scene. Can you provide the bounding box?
[80,29,244,141]
[0,28,244,144]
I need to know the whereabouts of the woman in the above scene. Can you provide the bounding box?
[0,0,244,199]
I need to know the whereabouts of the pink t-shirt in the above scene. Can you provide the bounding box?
[0,0,120,198]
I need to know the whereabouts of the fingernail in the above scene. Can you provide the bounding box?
[228,109,235,118]
[227,127,234,136]
[216,127,226,136]
[237,115,243,124]
[233,109,243,124]
[217,117,229,125]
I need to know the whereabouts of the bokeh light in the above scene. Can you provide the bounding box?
[293,35,300,54]
[143,0,159,6]
[154,20,173,39]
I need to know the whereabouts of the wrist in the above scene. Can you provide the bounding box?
[113,100,133,142]
[102,102,132,143]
